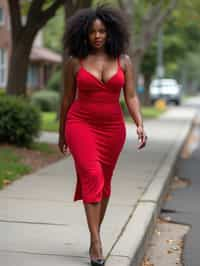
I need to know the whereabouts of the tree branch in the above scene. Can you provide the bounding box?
[143,0,164,23]
[26,0,66,31]
[7,0,22,41]
[137,0,178,53]
[118,0,134,17]
[27,0,44,17]
[117,0,136,52]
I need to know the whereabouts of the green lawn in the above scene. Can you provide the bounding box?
[0,142,58,189]
[141,106,166,118]
[41,107,166,132]
[125,106,166,123]
[0,147,31,189]
[41,112,59,132]
[29,141,56,154]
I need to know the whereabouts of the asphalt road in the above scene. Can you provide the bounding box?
[161,97,200,266]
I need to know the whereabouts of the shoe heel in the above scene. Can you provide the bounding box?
[90,259,105,266]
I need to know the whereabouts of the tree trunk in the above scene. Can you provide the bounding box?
[129,49,145,103]
[143,73,152,106]
[7,40,33,96]
[6,0,66,96]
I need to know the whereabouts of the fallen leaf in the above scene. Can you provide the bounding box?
[3,179,12,185]
[167,249,173,254]
[166,239,176,244]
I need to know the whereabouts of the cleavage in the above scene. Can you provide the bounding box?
[81,61,119,84]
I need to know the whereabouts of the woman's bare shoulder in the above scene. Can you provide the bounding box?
[63,56,81,75]
[63,56,80,67]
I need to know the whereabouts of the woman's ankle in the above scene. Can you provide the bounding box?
[89,240,103,259]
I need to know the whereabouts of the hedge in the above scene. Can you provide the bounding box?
[0,95,41,147]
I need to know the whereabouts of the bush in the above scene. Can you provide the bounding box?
[47,69,61,92]
[0,95,41,147]
[31,90,60,112]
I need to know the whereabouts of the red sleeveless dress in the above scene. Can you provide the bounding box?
[65,57,126,203]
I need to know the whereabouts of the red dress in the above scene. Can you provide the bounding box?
[65,57,126,203]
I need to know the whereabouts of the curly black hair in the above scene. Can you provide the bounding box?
[63,4,130,59]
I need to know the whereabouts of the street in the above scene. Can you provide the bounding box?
[142,97,200,266]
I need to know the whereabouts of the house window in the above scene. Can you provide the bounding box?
[0,48,7,87]
[0,7,5,25]
[27,64,39,88]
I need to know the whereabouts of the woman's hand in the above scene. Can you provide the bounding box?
[136,125,147,150]
[58,136,71,156]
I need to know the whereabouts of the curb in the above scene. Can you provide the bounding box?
[106,109,197,266]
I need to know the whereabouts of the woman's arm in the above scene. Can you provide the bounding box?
[58,56,77,144]
[122,54,147,149]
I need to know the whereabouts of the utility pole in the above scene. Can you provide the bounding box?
[156,27,164,98]
[156,27,164,79]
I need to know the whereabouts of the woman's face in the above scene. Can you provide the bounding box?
[88,18,107,50]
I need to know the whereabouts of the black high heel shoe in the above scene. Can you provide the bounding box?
[90,258,105,266]
[89,240,105,266]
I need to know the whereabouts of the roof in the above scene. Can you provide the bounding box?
[30,47,62,64]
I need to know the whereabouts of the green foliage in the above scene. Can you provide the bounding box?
[141,41,157,77]
[0,96,41,147]
[183,46,200,84]
[43,7,65,52]
[47,69,62,92]
[164,4,200,84]
[31,90,60,112]
[42,0,54,11]
[141,0,200,84]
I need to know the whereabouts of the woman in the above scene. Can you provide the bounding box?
[58,5,147,266]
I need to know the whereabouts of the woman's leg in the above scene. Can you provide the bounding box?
[99,197,110,232]
[83,197,110,259]
[99,163,112,232]
[83,202,102,259]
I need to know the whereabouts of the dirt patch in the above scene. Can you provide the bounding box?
[0,143,65,187]
[141,217,189,266]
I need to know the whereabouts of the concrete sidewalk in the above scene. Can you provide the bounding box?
[0,103,197,266]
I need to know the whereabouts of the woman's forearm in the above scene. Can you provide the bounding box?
[125,95,143,127]
[58,100,71,137]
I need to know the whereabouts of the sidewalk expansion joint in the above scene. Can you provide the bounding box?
[0,196,75,204]
[105,204,138,260]
[0,219,69,226]
[0,249,87,258]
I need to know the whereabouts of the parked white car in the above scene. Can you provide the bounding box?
[149,78,182,105]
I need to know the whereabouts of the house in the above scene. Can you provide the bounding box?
[0,0,62,92]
